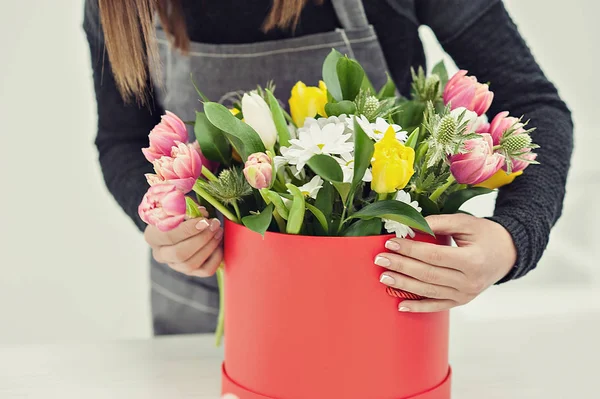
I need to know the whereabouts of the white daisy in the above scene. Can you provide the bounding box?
[294,175,323,199]
[354,115,407,142]
[303,114,353,133]
[280,120,354,173]
[383,190,422,238]
[335,152,373,184]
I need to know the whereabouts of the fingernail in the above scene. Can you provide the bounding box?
[385,240,401,251]
[380,274,395,285]
[209,219,221,232]
[374,256,391,267]
[196,219,210,230]
[214,228,223,241]
[399,306,411,312]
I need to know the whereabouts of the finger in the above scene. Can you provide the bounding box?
[157,219,221,263]
[424,214,474,236]
[198,206,209,218]
[397,299,458,313]
[384,238,464,270]
[147,218,218,246]
[170,228,223,274]
[379,271,463,301]
[374,253,466,290]
[189,246,223,278]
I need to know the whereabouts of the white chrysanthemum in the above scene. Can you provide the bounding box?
[294,175,323,199]
[335,152,372,184]
[354,115,407,142]
[303,114,353,133]
[279,120,354,174]
[383,191,422,238]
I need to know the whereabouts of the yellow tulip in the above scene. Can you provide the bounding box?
[476,169,523,190]
[371,127,415,193]
[289,81,328,127]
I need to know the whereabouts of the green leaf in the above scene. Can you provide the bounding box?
[190,73,210,102]
[337,57,365,101]
[194,112,232,165]
[185,197,202,219]
[377,73,397,99]
[324,101,357,117]
[241,204,274,236]
[322,49,344,101]
[263,190,289,220]
[393,100,426,129]
[333,182,352,203]
[305,203,328,233]
[348,200,433,236]
[417,194,440,217]
[307,154,344,183]
[342,219,382,236]
[405,127,420,150]
[432,60,449,86]
[265,89,290,147]
[361,74,376,95]
[204,102,266,161]
[441,187,493,214]
[352,117,375,189]
[314,182,334,224]
[286,184,306,234]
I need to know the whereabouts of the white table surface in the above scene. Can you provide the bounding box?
[1,311,598,399]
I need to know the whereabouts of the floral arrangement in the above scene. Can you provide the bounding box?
[138,50,537,239]
[137,51,538,345]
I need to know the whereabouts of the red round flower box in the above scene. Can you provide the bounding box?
[222,219,451,399]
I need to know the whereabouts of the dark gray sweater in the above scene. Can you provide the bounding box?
[83,0,573,284]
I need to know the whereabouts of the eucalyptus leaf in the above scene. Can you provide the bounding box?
[322,49,344,101]
[342,219,382,237]
[432,60,449,86]
[204,102,265,161]
[324,100,357,117]
[286,184,306,234]
[194,112,231,165]
[265,89,290,147]
[307,154,344,183]
[337,57,365,101]
[348,200,433,236]
[241,204,274,236]
[441,187,493,214]
[377,73,397,99]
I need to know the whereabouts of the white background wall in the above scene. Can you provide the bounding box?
[0,0,598,344]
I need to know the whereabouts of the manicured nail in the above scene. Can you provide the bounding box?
[380,274,395,285]
[196,219,210,230]
[399,306,411,312]
[209,219,221,232]
[374,256,391,267]
[214,228,224,241]
[385,240,401,251]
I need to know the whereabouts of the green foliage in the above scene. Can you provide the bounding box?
[194,112,231,165]
[348,200,433,236]
[265,89,291,147]
[324,100,357,117]
[286,184,306,234]
[200,168,252,206]
[441,187,493,214]
[242,204,274,236]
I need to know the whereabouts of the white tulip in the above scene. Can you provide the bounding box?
[241,92,278,150]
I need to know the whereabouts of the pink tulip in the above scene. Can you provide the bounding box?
[488,111,526,145]
[505,150,537,173]
[138,184,187,232]
[443,70,494,116]
[449,134,505,185]
[142,111,189,162]
[243,152,272,189]
[145,142,203,193]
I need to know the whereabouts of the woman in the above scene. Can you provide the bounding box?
[83,0,573,335]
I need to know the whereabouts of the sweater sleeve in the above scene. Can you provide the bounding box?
[83,0,162,231]
[417,1,574,283]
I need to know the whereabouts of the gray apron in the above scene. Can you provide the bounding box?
[150,0,391,335]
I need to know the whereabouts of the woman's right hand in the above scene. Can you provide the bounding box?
[144,209,224,277]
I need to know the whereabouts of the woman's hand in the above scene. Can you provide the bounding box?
[374,214,516,312]
[144,207,224,277]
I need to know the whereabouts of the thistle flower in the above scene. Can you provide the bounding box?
[354,90,399,122]
[496,116,538,173]
[201,167,253,205]
[411,67,442,103]
[423,102,480,167]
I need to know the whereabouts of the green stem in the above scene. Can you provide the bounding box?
[377,192,389,201]
[429,175,456,202]
[232,201,242,221]
[201,166,218,182]
[215,266,225,347]
[193,182,238,222]
[337,206,348,234]
[493,145,502,151]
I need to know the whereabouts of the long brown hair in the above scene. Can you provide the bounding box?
[98,0,320,102]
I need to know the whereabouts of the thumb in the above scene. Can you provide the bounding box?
[425,213,474,236]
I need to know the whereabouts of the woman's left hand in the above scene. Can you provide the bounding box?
[375,214,516,312]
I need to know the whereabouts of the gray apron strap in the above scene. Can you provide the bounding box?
[330,0,370,30]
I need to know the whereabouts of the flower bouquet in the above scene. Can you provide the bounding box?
[138,50,537,399]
